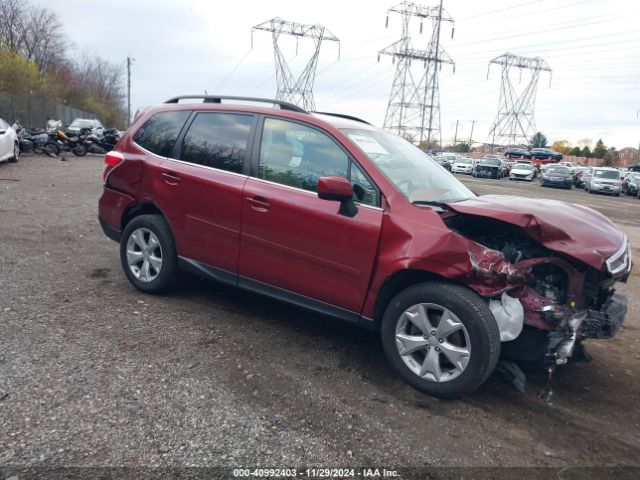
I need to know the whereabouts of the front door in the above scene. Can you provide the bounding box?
[239,117,383,315]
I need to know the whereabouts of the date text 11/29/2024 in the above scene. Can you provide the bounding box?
[232,468,400,478]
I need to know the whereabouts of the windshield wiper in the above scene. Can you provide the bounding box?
[412,200,446,206]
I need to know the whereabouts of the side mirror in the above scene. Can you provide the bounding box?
[317,176,357,217]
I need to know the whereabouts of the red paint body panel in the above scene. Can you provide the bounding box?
[448,195,624,270]
[239,178,382,312]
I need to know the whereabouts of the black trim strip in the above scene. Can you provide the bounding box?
[238,276,360,324]
[99,217,121,242]
[178,256,237,287]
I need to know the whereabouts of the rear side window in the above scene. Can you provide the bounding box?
[179,112,253,174]
[134,110,190,157]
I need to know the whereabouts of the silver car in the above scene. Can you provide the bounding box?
[0,117,19,163]
[584,168,622,196]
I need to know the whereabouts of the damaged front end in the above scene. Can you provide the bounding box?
[444,213,632,387]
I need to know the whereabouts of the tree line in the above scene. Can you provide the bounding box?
[0,0,125,127]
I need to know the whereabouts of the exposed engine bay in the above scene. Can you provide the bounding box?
[443,213,630,394]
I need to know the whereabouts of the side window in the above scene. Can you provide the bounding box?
[133,110,190,157]
[179,112,253,174]
[350,162,377,206]
[259,118,348,192]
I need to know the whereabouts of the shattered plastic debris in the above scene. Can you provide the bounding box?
[489,292,524,341]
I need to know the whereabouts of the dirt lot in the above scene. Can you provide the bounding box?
[1,156,639,478]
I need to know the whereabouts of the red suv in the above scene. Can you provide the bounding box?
[99,96,631,398]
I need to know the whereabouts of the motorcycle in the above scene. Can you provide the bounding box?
[12,121,59,157]
[46,120,92,156]
[83,128,121,154]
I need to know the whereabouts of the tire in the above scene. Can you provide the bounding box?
[381,282,500,398]
[72,144,88,156]
[119,214,180,294]
[43,141,60,157]
[8,142,19,163]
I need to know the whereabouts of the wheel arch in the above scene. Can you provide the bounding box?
[373,268,455,328]
[121,201,174,236]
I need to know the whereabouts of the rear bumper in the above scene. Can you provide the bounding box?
[99,217,121,242]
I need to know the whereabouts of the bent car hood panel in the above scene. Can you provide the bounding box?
[448,195,624,270]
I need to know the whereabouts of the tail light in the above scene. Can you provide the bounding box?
[103,151,124,184]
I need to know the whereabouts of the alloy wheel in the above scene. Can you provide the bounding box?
[395,303,471,383]
[125,228,163,282]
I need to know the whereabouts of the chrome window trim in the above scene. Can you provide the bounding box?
[250,177,384,211]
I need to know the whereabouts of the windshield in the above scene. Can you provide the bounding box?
[513,163,533,170]
[546,166,569,174]
[456,158,473,164]
[481,158,500,165]
[342,128,475,204]
[593,170,619,179]
[70,119,94,128]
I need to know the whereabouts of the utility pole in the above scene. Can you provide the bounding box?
[469,119,476,145]
[252,18,340,111]
[126,55,135,128]
[487,52,551,146]
[453,119,458,147]
[379,1,454,145]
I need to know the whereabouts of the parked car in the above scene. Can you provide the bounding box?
[621,172,640,196]
[540,165,572,189]
[67,118,104,135]
[434,155,451,171]
[509,162,536,181]
[473,157,505,179]
[527,148,563,161]
[572,166,590,187]
[98,95,631,399]
[584,167,622,196]
[504,147,529,159]
[0,117,19,163]
[556,161,579,174]
[451,156,474,174]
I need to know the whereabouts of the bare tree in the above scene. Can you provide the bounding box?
[0,0,26,52]
[20,5,65,71]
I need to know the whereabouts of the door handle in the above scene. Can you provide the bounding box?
[161,172,181,185]
[246,196,271,212]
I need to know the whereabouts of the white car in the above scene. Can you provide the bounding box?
[68,118,104,135]
[0,117,19,163]
[509,162,536,181]
[556,161,579,174]
[451,157,474,174]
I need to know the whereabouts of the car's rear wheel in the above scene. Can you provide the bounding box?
[120,214,179,294]
[8,142,19,163]
[381,282,500,398]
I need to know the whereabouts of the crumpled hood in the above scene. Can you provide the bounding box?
[447,195,625,270]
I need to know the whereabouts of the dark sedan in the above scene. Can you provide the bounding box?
[528,148,563,161]
[540,165,572,189]
[622,172,640,196]
[504,147,529,159]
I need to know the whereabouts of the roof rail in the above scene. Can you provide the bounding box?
[312,111,371,125]
[163,95,307,113]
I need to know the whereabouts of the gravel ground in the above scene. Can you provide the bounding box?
[1,156,639,479]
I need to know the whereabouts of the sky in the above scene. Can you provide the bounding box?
[42,0,640,149]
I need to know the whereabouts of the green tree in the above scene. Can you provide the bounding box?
[593,139,607,159]
[529,132,548,148]
[569,146,582,156]
[581,146,592,158]
[0,50,40,119]
[603,147,617,166]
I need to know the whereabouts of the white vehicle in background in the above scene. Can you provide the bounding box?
[556,161,580,174]
[451,156,474,174]
[509,162,536,181]
[68,118,104,135]
[0,117,19,163]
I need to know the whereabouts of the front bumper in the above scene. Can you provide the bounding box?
[591,183,621,193]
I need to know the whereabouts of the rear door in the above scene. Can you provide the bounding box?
[150,111,256,279]
[238,117,383,317]
[0,118,11,161]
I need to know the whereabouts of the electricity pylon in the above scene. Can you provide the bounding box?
[487,52,552,146]
[379,0,454,146]
[252,17,340,111]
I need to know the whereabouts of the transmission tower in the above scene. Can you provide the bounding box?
[379,0,454,146]
[251,18,340,111]
[487,52,552,146]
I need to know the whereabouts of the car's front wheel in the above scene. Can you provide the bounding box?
[8,142,19,163]
[120,214,180,294]
[381,282,500,398]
